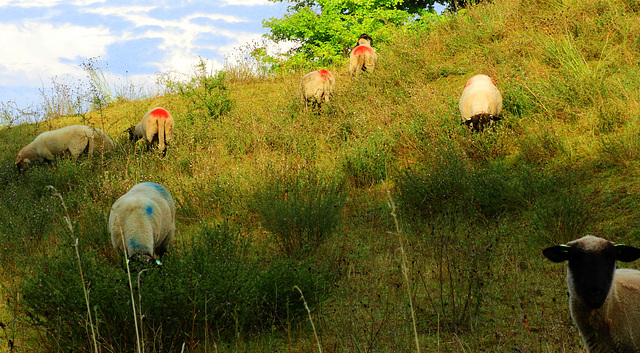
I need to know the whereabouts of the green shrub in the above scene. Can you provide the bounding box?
[21,223,335,351]
[397,148,471,217]
[516,128,566,166]
[168,58,234,122]
[531,186,589,243]
[471,162,523,218]
[500,82,539,121]
[418,213,498,332]
[342,132,395,188]
[253,168,346,257]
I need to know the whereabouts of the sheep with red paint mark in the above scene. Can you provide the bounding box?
[128,107,175,156]
[543,235,640,352]
[300,69,335,109]
[109,182,176,265]
[458,74,503,131]
[349,34,378,76]
[15,125,114,171]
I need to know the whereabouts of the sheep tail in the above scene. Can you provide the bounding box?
[84,130,95,156]
[158,118,166,152]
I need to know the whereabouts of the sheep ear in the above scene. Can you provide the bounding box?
[615,244,640,262]
[543,244,571,263]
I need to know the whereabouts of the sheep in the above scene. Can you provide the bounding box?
[128,107,174,156]
[109,182,176,265]
[300,69,335,109]
[15,124,115,171]
[458,74,503,132]
[543,235,640,352]
[349,33,378,76]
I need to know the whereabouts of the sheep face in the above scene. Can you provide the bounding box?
[357,33,373,46]
[544,235,640,309]
[15,156,28,172]
[127,126,137,142]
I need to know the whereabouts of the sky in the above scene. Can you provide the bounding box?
[0,0,291,110]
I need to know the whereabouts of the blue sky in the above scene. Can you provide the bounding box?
[0,0,290,109]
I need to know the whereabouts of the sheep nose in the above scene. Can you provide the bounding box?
[587,288,604,297]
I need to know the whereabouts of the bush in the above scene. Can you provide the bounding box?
[168,58,234,122]
[531,186,589,243]
[397,148,471,217]
[21,223,335,352]
[397,153,550,220]
[418,214,498,332]
[342,132,395,188]
[253,168,346,257]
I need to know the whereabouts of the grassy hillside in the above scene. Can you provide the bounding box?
[2,0,640,351]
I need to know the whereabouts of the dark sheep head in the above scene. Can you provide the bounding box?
[543,236,640,310]
[357,33,373,46]
[464,113,500,132]
[126,126,137,142]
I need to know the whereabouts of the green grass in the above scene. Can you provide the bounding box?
[2,0,640,351]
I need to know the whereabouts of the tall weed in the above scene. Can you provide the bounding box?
[252,168,346,257]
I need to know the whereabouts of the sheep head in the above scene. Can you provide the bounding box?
[126,126,137,141]
[15,157,28,172]
[544,236,640,309]
[357,33,373,47]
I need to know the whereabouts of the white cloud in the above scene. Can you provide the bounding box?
[83,6,246,26]
[0,0,59,7]
[0,1,289,107]
[81,5,254,75]
[72,0,106,5]
[0,21,117,85]
[220,0,272,5]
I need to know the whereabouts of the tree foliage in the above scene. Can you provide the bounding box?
[263,0,439,67]
[263,0,486,69]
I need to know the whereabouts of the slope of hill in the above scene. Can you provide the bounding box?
[2,0,640,351]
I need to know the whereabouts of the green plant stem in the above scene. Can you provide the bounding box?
[386,187,421,353]
[137,269,147,353]
[293,285,322,353]
[47,185,99,353]
[117,216,142,353]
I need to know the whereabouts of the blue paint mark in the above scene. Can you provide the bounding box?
[142,182,173,202]
[129,238,141,250]
[145,205,153,215]
[143,182,170,195]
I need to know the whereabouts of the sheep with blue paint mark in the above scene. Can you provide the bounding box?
[109,182,176,264]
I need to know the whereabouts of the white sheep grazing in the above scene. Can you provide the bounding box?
[458,74,503,132]
[300,69,335,109]
[349,33,378,76]
[128,107,174,156]
[15,125,115,171]
[543,235,640,352]
[109,182,176,264]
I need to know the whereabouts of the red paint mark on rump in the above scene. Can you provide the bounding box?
[353,46,373,55]
[318,69,333,79]
[465,78,473,88]
[151,108,170,119]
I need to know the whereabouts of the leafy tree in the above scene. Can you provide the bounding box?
[263,0,438,67]
[263,0,486,69]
